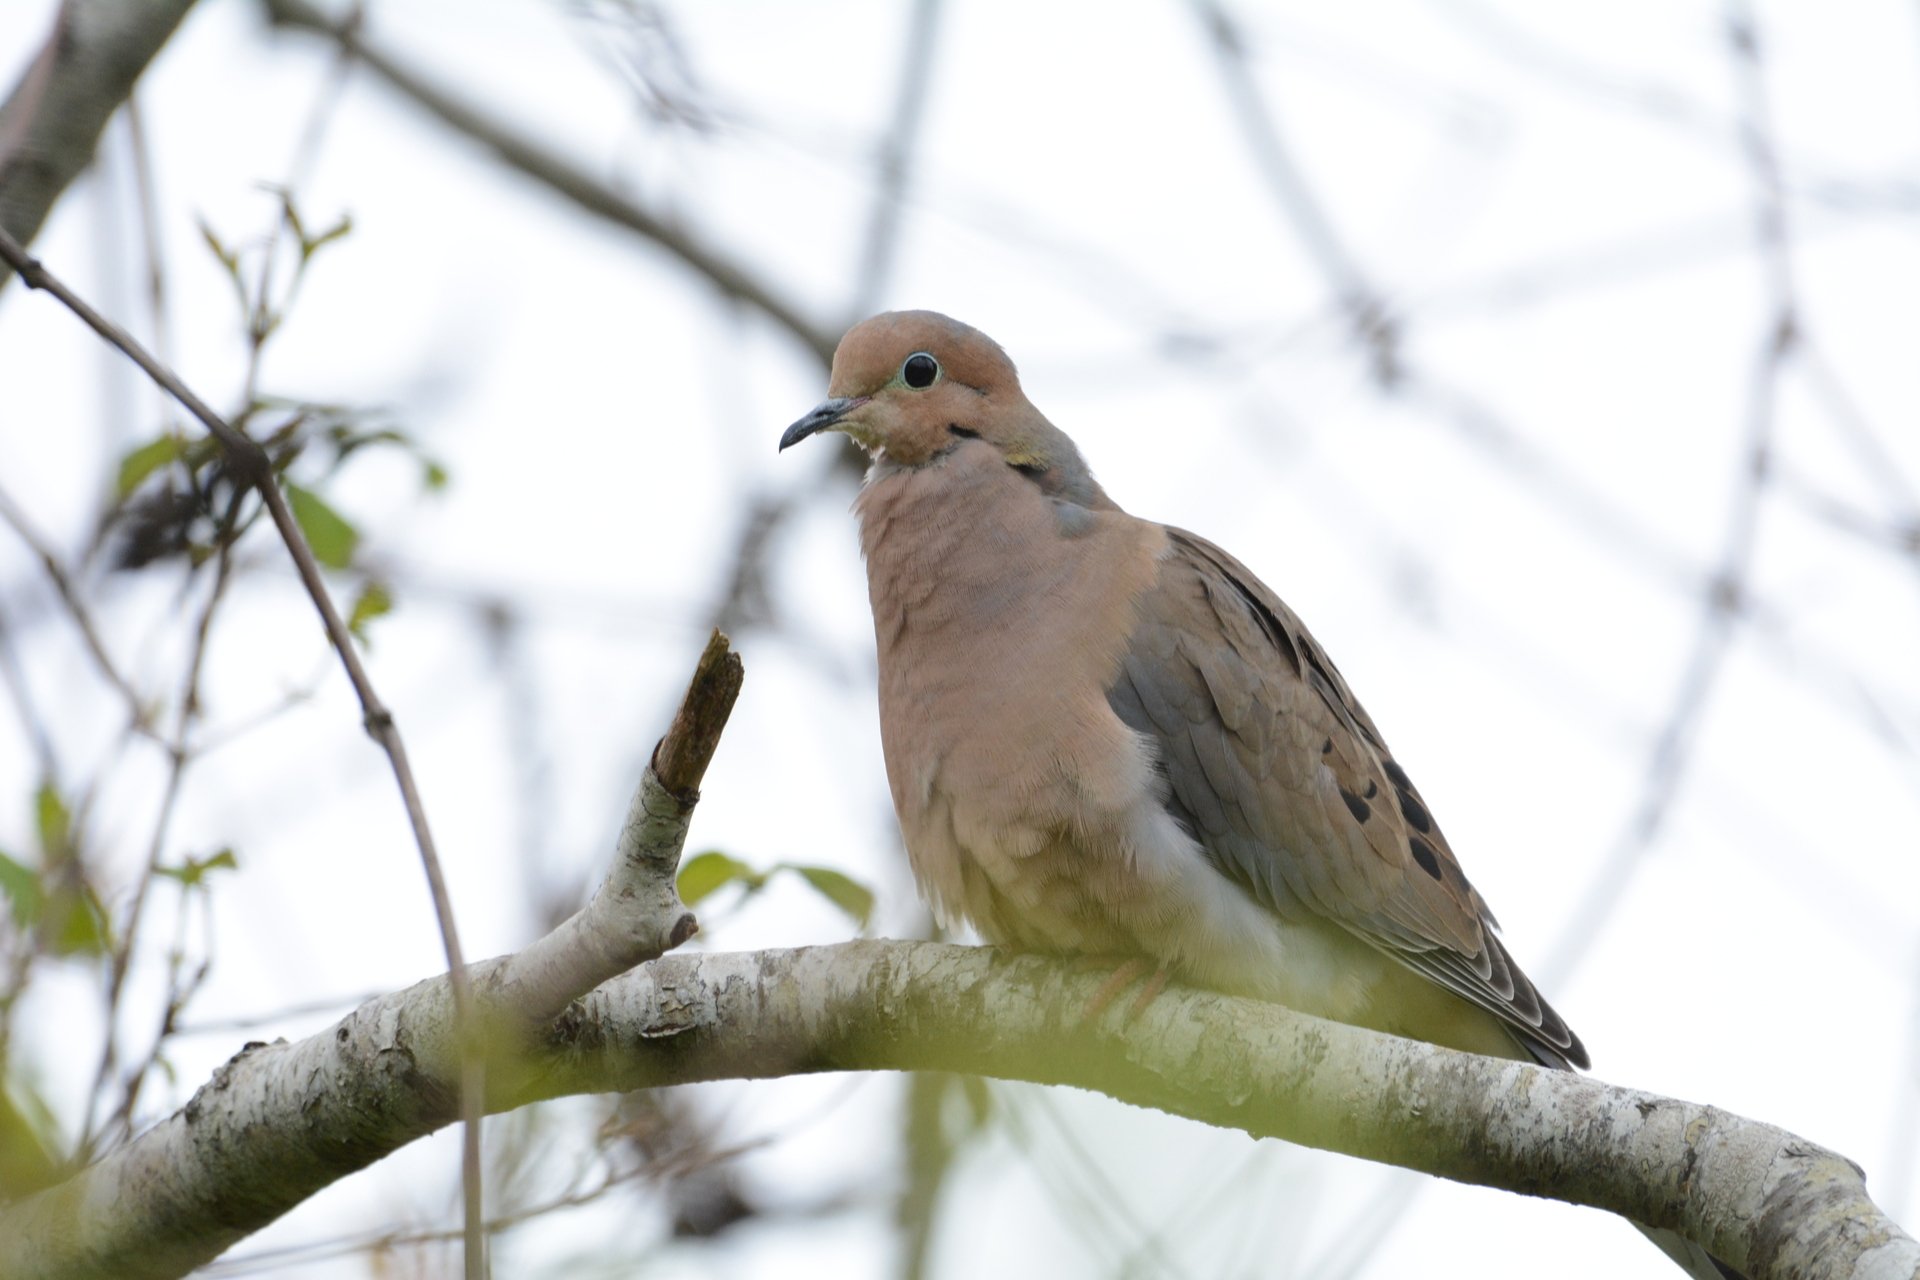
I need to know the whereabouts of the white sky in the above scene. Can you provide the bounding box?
[1,0,1918,1276]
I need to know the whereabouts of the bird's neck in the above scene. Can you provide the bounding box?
[855,450,1074,636]
[852,447,1167,675]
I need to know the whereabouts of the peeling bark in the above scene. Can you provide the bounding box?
[1,942,1911,1280]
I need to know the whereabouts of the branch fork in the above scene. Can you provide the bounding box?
[488,630,741,1033]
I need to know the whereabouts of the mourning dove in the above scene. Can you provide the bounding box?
[781,311,1734,1278]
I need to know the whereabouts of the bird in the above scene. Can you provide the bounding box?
[780,310,1735,1278]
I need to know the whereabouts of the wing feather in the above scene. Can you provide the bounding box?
[1107,527,1587,1069]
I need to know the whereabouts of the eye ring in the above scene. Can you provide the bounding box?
[901,352,939,389]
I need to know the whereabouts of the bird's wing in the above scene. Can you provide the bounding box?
[1107,526,1587,1069]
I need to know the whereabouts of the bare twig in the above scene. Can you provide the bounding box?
[1797,336,1920,524]
[488,630,740,1029]
[0,610,57,786]
[259,0,837,368]
[851,0,944,315]
[194,1164,657,1276]
[1542,0,1799,984]
[651,629,744,800]
[0,485,153,735]
[121,96,175,404]
[83,542,237,1154]
[1190,0,1398,383]
[173,990,379,1038]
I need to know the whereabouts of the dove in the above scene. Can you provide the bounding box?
[780,310,1735,1279]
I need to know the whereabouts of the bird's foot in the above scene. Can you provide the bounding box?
[1077,956,1173,1026]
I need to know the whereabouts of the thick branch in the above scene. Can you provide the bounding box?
[0,0,198,291]
[1,942,1909,1280]
[0,634,739,1278]
[258,0,839,369]
[485,631,741,1028]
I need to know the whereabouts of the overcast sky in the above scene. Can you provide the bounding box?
[2,1,1917,1276]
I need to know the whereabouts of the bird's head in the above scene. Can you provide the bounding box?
[780,311,1102,505]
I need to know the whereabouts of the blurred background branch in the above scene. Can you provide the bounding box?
[0,0,1914,1276]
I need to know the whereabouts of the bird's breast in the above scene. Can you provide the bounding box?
[853,457,1171,938]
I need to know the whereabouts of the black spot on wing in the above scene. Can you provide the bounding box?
[1409,835,1443,880]
[1383,759,1412,790]
[1397,787,1432,834]
[1339,788,1371,824]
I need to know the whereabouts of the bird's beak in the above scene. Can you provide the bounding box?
[779,396,867,451]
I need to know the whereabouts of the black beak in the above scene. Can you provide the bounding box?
[779,396,865,451]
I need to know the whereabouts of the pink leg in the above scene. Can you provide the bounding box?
[1079,957,1149,1023]
[1123,966,1172,1024]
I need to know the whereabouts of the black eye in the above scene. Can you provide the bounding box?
[902,353,939,389]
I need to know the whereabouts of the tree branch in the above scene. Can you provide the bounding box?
[484,630,739,1029]
[0,939,1909,1280]
[0,221,491,1271]
[0,0,199,291]
[257,0,839,369]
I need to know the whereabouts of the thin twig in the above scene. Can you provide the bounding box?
[0,484,154,736]
[173,989,380,1037]
[1190,0,1398,383]
[260,0,837,369]
[1541,0,1799,985]
[0,609,56,785]
[84,542,236,1153]
[0,222,486,1273]
[122,96,174,391]
[851,0,943,315]
[1797,335,1920,519]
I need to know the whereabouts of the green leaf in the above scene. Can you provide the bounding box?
[284,482,359,569]
[301,213,353,260]
[420,459,449,493]
[33,784,68,862]
[115,435,179,500]
[156,847,239,890]
[45,885,108,958]
[676,851,762,907]
[784,864,874,929]
[0,850,42,929]
[347,582,393,645]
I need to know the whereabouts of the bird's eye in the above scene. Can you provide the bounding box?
[901,353,939,389]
